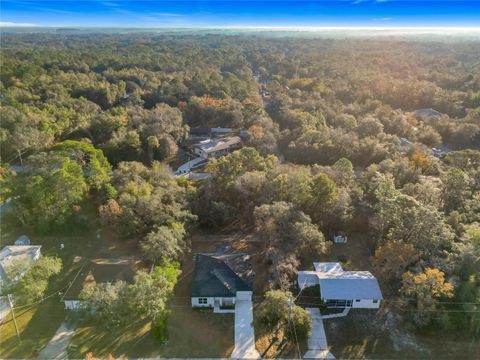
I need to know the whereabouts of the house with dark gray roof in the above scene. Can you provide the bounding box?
[191,253,253,312]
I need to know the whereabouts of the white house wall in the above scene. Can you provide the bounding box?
[352,299,381,309]
[64,300,81,310]
[191,297,236,308]
[322,297,381,309]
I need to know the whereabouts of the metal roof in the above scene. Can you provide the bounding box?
[320,276,383,301]
[298,262,383,300]
[313,262,344,273]
[195,136,241,154]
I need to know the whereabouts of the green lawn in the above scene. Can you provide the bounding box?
[325,309,480,360]
[0,299,66,358]
[0,198,137,359]
[68,257,235,359]
[68,308,234,358]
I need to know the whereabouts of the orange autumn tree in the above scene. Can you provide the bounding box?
[372,242,420,285]
[248,124,265,140]
[410,150,430,172]
[401,268,454,325]
[197,95,228,108]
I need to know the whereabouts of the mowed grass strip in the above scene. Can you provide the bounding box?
[68,308,234,358]
[0,299,66,359]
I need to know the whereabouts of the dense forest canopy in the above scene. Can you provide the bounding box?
[1,32,479,351]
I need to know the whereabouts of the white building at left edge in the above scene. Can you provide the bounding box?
[0,244,42,289]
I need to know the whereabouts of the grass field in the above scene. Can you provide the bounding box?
[326,309,480,359]
[0,199,140,359]
[0,299,66,358]
[68,232,235,358]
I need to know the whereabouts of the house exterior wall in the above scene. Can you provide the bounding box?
[64,300,82,310]
[191,296,236,308]
[323,297,381,309]
[194,147,208,159]
[352,299,381,309]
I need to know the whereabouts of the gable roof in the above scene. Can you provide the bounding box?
[413,108,444,118]
[313,262,343,273]
[298,262,383,301]
[191,254,252,298]
[63,258,143,301]
[320,276,383,301]
[195,136,241,154]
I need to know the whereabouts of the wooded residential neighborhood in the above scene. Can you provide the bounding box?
[0,24,479,360]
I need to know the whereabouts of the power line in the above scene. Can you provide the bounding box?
[11,281,71,311]
[287,297,302,359]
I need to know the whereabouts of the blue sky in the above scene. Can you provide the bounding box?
[1,1,479,27]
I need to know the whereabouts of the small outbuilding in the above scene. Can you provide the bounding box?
[298,262,382,309]
[14,235,31,246]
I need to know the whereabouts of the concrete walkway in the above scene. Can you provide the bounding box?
[321,307,350,319]
[303,308,335,359]
[37,320,77,359]
[231,292,260,359]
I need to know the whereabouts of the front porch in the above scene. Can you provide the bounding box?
[213,298,235,314]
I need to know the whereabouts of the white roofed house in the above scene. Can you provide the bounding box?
[0,245,42,289]
[192,136,242,159]
[298,262,383,309]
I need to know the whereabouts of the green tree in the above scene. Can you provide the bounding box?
[53,140,112,191]
[80,261,180,327]
[13,256,62,304]
[442,167,471,212]
[80,281,130,327]
[111,161,194,237]
[254,202,329,288]
[307,172,338,223]
[255,290,311,343]
[140,224,186,264]
[129,260,181,320]
[13,157,88,231]
[374,176,454,260]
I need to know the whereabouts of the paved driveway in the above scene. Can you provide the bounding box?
[231,292,260,359]
[37,320,77,359]
[303,308,335,359]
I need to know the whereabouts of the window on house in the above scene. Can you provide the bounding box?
[199,298,208,304]
[373,299,379,303]
[355,299,361,302]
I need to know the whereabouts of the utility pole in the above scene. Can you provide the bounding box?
[17,150,23,167]
[287,297,301,359]
[7,294,21,342]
